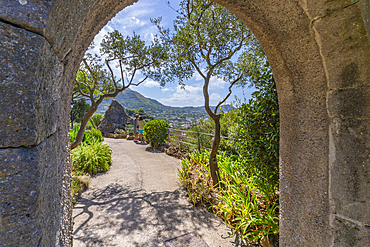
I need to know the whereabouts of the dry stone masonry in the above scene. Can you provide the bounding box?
[0,0,369,246]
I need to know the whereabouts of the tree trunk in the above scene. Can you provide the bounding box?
[70,105,97,150]
[209,115,221,186]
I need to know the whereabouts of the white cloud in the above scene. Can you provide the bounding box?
[158,84,204,106]
[161,88,171,92]
[91,24,115,54]
[209,77,227,90]
[142,79,160,88]
[193,70,227,90]
[210,93,221,101]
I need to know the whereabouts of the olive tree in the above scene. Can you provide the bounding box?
[153,0,255,185]
[71,32,168,149]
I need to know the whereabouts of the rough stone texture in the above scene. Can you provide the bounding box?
[98,100,130,136]
[0,0,52,35]
[0,22,64,148]
[329,119,370,225]
[332,215,370,246]
[0,127,72,246]
[359,0,370,46]
[1,0,370,246]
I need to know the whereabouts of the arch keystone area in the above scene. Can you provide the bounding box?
[1,0,369,246]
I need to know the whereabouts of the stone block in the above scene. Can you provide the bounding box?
[0,22,64,148]
[0,128,72,246]
[314,3,370,89]
[0,0,52,34]
[329,118,370,226]
[333,215,370,247]
[327,87,370,119]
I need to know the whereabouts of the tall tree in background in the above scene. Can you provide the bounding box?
[71,98,90,124]
[153,0,255,185]
[71,32,168,149]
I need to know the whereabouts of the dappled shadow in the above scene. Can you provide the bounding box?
[72,182,251,246]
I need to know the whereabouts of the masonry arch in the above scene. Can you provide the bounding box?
[0,0,369,246]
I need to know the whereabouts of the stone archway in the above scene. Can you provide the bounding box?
[0,0,369,246]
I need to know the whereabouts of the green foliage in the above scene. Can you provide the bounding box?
[152,0,255,88]
[100,30,169,84]
[70,126,104,144]
[71,176,90,204]
[138,108,145,114]
[71,98,90,123]
[126,107,155,121]
[215,154,279,244]
[87,113,103,129]
[226,81,279,185]
[70,126,80,143]
[178,151,279,244]
[144,119,169,148]
[85,128,104,143]
[177,151,214,206]
[71,142,112,176]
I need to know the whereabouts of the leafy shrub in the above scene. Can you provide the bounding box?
[71,98,90,123]
[70,126,104,143]
[178,151,214,206]
[87,113,103,129]
[71,176,90,204]
[227,81,279,185]
[71,141,112,176]
[70,125,80,143]
[178,151,279,245]
[84,128,104,143]
[215,154,279,244]
[144,119,169,148]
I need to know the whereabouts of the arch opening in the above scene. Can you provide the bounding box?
[0,0,369,246]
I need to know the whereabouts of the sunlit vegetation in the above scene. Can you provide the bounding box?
[70,126,111,203]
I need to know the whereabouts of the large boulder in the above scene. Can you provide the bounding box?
[98,100,130,136]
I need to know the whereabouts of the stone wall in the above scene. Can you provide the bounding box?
[0,0,369,246]
[0,0,137,246]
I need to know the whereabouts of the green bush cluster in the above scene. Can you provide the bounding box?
[126,107,154,121]
[178,151,279,244]
[144,119,169,148]
[70,125,104,144]
[71,141,112,176]
[71,176,90,204]
[87,113,103,129]
[70,125,109,203]
[225,82,279,186]
[177,78,279,244]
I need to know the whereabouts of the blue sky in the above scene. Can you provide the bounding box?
[92,0,254,107]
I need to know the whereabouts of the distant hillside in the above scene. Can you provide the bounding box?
[96,88,230,127]
[97,88,167,114]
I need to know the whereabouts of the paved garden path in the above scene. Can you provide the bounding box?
[72,138,244,247]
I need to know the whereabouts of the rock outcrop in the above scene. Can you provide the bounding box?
[98,100,130,136]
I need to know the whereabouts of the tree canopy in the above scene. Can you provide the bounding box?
[71,32,168,149]
[153,0,256,184]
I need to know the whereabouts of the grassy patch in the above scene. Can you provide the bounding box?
[178,151,279,246]
[71,175,91,204]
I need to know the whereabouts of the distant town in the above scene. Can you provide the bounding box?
[96,88,211,129]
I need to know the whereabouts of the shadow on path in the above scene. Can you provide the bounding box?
[72,139,254,247]
[73,183,240,246]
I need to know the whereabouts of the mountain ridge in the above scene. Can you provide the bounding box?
[97,88,209,114]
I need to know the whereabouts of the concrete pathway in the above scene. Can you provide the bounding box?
[72,138,244,247]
